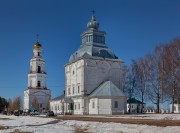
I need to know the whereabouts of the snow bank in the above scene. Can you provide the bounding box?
[0,114,180,133]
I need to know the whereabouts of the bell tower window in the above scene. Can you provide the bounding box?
[37,81,41,87]
[38,66,41,73]
[38,52,40,56]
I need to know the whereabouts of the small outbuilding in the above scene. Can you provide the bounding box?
[88,81,127,114]
[170,100,180,113]
[127,98,146,113]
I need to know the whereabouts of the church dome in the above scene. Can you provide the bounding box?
[34,41,42,49]
[87,15,99,30]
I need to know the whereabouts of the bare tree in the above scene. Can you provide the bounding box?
[32,96,39,111]
[132,58,148,113]
[46,97,51,111]
[124,65,137,113]
[11,96,21,110]
[163,39,180,113]
[144,45,167,113]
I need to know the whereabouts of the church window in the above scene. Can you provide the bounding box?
[73,87,75,94]
[38,66,41,73]
[102,36,105,43]
[39,103,42,108]
[93,35,97,42]
[78,103,80,109]
[37,81,41,87]
[78,86,80,93]
[72,70,74,75]
[86,36,88,42]
[114,101,118,108]
[38,52,40,56]
[87,35,89,42]
[75,104,76,110]
[68,88,71,95]
[92,101,95,108]
[97,36,100,43]
[90,35,92,42]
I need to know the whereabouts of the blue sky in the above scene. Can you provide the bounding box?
[0,0,180,100]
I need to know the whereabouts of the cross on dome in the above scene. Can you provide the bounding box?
[34,34,42,49]
[87,10,99,30]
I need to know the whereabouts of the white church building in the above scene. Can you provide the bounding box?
[50,14,127,115]
[24,40,51,112]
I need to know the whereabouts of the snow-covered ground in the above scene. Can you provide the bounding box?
[81,113,180,120]
[0,114,180,133]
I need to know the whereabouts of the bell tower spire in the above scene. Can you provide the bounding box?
[36,34,39,43]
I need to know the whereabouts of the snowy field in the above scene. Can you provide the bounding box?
[80,113,180,120]
[0,114,180,133]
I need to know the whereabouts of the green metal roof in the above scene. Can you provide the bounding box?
[51,94,64,101]
[127,98,145,104]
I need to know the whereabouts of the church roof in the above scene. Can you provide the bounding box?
[69,42,121,63]
[51,94,64,101]
[89,81,126,97]
[68,14,123,64]
[62,97,73,103]
[51,95,73,103]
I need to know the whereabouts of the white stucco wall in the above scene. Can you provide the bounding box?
[24,89,51,111]
[112,97,127,114]
[73,98,84,114]
[30,59,45,72]
[89,98,99,114]
[65,59,123,97]
[65,58,124,115]
[65,60,85,97]
[98,99,112,114]
[170,104,180,113]
[28,74,46,88]
[89,97,127,115]
[50,100,63,114]
[127,103,146,113]
[84,59,123,95]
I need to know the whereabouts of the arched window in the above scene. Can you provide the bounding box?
[38,66,41,73]
[37,81,41,87]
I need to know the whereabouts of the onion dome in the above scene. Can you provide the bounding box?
[87,15,99,30]
[34,41,42,49]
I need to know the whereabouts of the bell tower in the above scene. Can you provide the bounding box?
[28,39,46,89]
[24,37,51,112]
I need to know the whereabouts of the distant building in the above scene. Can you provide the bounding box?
[50,13,127,115]
[170,100,180,113]
[24,40,51,112]
[127,98,146,113]
[50,95,64,114]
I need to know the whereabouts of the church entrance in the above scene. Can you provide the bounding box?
[69,103,74,113]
